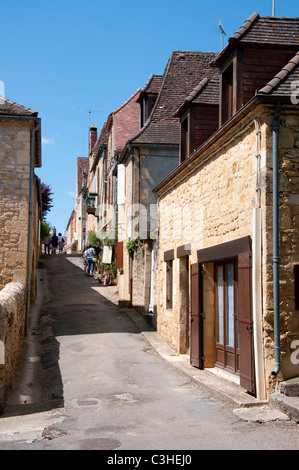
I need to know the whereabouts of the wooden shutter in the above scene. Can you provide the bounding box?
[190,263,204,369]
[116,241,124,270]
[238,252,255,394]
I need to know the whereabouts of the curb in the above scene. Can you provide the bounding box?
[125,308,266,409]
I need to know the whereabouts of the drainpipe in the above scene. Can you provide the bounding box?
[25,120,40,334]
[252,119,266,400]
[271,104,281,377]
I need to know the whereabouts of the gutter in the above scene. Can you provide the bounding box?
[271,104,281,377]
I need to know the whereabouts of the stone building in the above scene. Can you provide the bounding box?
[85,90,141,281]
[0,97,42,409]
[71,157,89,252]
[117,53,217,317]
[153,13,299,400]
[92,89,141,241]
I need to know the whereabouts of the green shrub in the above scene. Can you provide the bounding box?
[40,220,50,240]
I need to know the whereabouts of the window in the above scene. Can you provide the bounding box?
[215,260,239,372]
[166,260,173,309]
[117,164,125,205]
[222,63,234,124]
[180,116,189,163]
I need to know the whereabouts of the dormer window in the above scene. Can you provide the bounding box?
[221,62,234,124]
[180,114,189,163]
[219,51,242,127]
[140,97,147,128]
[175,76,219,164]
[140,94,159,128]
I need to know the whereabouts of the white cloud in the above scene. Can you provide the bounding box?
[42,137,54,145]
[63,190,75,198]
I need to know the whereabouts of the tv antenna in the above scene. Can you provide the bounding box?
[78,107,102,128]
[218,20,227,50]
[78,107,102,153]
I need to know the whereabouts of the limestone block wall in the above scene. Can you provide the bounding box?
[157,113,258,351]
[0,120,32,290]
[156,104,299,391]
[0,282,26,411]
[132,240,153,313]
[263,108,299,381]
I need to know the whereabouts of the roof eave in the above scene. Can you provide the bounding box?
[153,94,288,195]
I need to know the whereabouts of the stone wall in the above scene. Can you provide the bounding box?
[263,108,299,382]
[157,111,258,350]
[156,104,299,394]
[0,120,32,290]
[0,282,26,411]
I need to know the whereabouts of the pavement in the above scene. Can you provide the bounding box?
[127,307,299,423]
[2,253,299,434]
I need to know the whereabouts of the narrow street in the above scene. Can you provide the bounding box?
[0,254,298,451]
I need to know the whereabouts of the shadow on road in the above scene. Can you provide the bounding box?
[2,254,154,418]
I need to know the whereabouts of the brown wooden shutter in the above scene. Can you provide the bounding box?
[190,263,204,369]
[116,241,124,270]
[238,252,255,394]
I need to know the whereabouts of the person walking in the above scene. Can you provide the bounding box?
[85,244,96,277]
[58,233,64,253]
[51,232,58,255]
[43,234,51,254]
[93,241,102,273]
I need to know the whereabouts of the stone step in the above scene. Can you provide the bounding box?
[279,377,299,397]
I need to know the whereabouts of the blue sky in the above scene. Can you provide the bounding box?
[1,0,298,233]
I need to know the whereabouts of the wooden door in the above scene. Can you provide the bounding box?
[190,263,204,369]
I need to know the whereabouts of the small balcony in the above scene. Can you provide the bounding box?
[86,194,97,215]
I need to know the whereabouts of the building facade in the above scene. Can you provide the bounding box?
[117,53,218,317]
[0,97,42,409]
[154,13,299,399]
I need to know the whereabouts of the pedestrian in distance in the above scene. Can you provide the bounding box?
[43,234,51,254]
[86,244,96,277]
[82,246,88,274]
[93,241,102,273]
[51,231,58,255]
[58,233,64,253]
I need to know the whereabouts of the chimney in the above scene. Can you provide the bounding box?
[89,124,97,154]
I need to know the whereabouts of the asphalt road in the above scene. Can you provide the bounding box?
[0,254,298,452]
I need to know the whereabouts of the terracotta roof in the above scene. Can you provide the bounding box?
[213,13,299,66]
[0,96,38,116]
[127,51,218,147]
[232,13,299,45]
[136,74,163,103]
[90,123,108,173]
[93,122,108,153]
[106,88,141,151]
[258,51,299,95]
[174,75,219,117]
[106,88,141,131]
